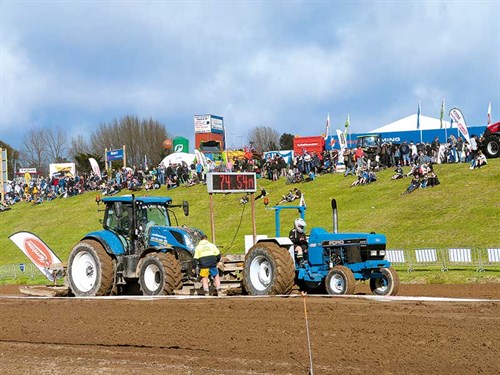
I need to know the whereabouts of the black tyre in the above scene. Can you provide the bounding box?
[370,267,400,296]
[325,266,355,295]
[138,252,182,295]
[298,279,326,294]
[484,135,499,158]
[242,242,295,296]
[68,240,115,297]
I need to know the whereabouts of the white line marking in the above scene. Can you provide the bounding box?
[0,294,498,303]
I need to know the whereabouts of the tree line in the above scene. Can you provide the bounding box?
[1,119,295,178]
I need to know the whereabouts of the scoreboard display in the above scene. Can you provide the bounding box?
[207,173,257,194]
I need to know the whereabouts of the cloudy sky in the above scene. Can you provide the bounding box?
[1,0,499,151]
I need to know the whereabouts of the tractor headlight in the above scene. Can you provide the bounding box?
[184,235,194,250]
[370,250,378,257]
[379,250,386,257]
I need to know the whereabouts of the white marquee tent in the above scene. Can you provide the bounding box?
[160,152,196,166]
[370,114,452,133]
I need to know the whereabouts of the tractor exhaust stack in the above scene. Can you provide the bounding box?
[331,199,338,233]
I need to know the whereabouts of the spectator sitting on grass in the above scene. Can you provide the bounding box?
[276,188,302,205]
[391,165,405,180]
[470,150,487,169]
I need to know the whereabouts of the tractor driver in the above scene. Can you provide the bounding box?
[193,234,222,296]
[289,218,308,264]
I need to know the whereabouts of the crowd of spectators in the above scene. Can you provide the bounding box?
[0,135,490,211]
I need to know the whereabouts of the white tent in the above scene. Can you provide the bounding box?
[370,114,451,133]
[160,152,196,166]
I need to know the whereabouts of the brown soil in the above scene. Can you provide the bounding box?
[0,283,499,374]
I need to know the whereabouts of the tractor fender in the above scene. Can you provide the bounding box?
[82,231,125,256]
[255,237,294,259]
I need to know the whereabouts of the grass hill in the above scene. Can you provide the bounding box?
[1,159,499,268]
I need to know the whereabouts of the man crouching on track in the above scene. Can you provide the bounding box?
[193,234,222,296]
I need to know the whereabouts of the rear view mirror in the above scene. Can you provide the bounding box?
[183,201,189,216]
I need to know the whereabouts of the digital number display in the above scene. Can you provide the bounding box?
[207,173,257,193]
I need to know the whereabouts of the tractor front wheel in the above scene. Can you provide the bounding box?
[370,267,400,296]
[242,242,295,296]
[67,240,115,297]
[138,252,182,295]
[325,266,355,295]
[484,135,500,158]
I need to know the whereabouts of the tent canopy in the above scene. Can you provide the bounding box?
[160,152,196,166]
[370,114,451,133]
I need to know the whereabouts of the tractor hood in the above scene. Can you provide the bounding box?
[308,227,386,247]
[148,225,205,255]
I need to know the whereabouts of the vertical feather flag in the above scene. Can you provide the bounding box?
[344,113,350,136]
[440,99,445,129]
[487,102,492,125]
[416,101,421,129]
[324,113,330,140]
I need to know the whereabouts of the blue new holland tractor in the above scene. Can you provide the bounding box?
[67,195,204,297]
[242,199,399,296]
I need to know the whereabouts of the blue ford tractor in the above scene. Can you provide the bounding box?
[67,195,204,297]
[242,199,399,296]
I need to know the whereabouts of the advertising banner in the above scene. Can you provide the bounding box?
[106,149,124,161]
[449,108,471,144]
[211,115,224,134]
[89,158,101,178]
[9,232,62,282]
[194,115,211,133]
[49,163,76,177]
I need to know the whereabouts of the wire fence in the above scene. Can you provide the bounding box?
[1,248,499,282]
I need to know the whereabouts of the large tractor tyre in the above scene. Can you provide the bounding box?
[242,242,295,296]
[370,267,400,296]
[484,135,500,158]
[138,252,182,295]
[298,279,326,294]
[68,240,115,297]
[325,266,356,295]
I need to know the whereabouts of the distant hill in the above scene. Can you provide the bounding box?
[1,159,499,265]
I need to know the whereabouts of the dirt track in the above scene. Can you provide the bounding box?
[0,283,499,374]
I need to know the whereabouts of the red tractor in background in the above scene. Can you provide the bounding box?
[482,121,500,158]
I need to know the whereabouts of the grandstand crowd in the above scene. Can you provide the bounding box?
[0,135,489,210]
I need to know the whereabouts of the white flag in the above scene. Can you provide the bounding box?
[324,113,330,140]
[487,102,492,125]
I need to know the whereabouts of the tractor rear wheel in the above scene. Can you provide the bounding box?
[68,240,115,297]
[138,252,182,295]
[325,266,355,295]
[370,267,400,296]
[242,242,295,296]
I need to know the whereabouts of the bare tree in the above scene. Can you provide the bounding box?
[20,126,47,174]
[43,126,68,163]
[70,134,92,158]
[247,126,280,152]
[89,116,169,167]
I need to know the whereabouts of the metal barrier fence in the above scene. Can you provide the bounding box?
[1,248,499,282]
[385,248,500,272]
[0,263,37,281]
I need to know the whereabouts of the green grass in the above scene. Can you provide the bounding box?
[1,159,499,283]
